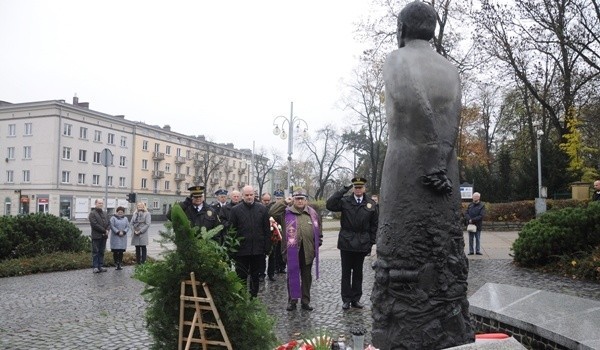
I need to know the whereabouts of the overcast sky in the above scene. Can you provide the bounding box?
[0,0,376,154]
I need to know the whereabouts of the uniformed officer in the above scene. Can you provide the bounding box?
[168,185,223,243]
[212,188,229,215]
[326,177,378,310]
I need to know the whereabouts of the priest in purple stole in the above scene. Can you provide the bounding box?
[269,188,322,311]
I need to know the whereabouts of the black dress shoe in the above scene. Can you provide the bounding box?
[268,275,276,281]
[286,302,297,311]
[301,303,314,311]
[342,302,350,310]
[468,253,474,255]
[351,301,364,309]
[476,252,483,255]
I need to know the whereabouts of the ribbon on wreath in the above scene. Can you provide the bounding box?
[284,206,321,300]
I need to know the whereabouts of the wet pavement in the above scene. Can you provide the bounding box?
[0,222,599,349]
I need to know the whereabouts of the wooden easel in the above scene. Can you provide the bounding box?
[178,272,232,350]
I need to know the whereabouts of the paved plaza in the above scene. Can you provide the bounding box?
[0,222,599,349]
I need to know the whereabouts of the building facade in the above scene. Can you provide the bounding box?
[0,97,256,219]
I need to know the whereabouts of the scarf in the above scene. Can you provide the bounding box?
[285,205,321,299]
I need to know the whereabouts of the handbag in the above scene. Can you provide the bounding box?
[467,224,477,233]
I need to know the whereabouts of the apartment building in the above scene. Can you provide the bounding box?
[0,97,256,219]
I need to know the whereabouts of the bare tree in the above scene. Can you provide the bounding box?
[192,144,226,193]
[300,125,348,200]
[475,0,600,138]
[341,50,388,193]
[568,0,600,72]
[252,148,280,196]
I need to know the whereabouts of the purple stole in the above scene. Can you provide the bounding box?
[285,206,321,300]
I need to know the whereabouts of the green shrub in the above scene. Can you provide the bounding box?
[0,214,90,261]
[0,251,139,277]
[512,202,600,267]
[461,199,589,223]
[134,203,277,350]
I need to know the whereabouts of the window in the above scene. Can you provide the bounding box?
[164,181,170,190]
[142,140,148,151]
[22,170,30,182]
[119,177,126,187]
[94,130,101,142]
[78,173,86,184]
[153,200,159,210]
[7,170,14,183]
[107,133,115,145]
[80,127,88,139]
[62,147,71,160]
[63,123,72,136]
[154,143,160,152]
[92,175,100,185]
[176,148,182,156]
[107,176,113,186]
[141,178,147,189]
[119,156,126,167]
[165,145,171,155]
[186,150,191,159]
[120,136,127,147]
[23,170,31,182]
[78,149,87,162]
[186,166,190,175]
[93,152,101,164]
[24,123,32,135]
[165,163,171,172]
[23,146,31,159]
[8,124,16,136]
[142,159,148,170]
[7,147,15,160]
[61,171,70,183]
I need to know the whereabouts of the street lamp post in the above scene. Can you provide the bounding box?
[534,126,547,216]
[273,101,308,196]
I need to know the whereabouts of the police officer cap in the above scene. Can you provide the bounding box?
[214,189,228,196]
[188,185,205,196]
[273,189,285,197]
[351,177,368,186]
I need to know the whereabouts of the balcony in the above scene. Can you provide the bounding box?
[238,182,246,187]
[193,159,204,167]
[225,180,233,186]
[224,165,232,173]
[193,176,203,183]
[210,179,219,185]
[152,170,164,179]
[174,156,186,164]
[152,152,165,161]
[238,168,246,175]
[174,173,186,182]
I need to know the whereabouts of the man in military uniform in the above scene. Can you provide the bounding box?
[326,177,378,310]
[168,185,223,243]
[211,188,228,215]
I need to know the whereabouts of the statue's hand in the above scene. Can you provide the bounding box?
[421,171,453,194]
[342,184,353,192]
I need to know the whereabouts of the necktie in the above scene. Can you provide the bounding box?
[357,198,361,204]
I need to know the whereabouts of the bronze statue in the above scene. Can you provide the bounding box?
[371,2,474,348]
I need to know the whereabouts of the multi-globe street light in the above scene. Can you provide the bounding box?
[272,102,308,196]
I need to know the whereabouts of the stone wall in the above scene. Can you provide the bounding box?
[471,314,570,350]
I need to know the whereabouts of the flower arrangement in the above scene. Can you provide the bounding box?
[270,216,283,243]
